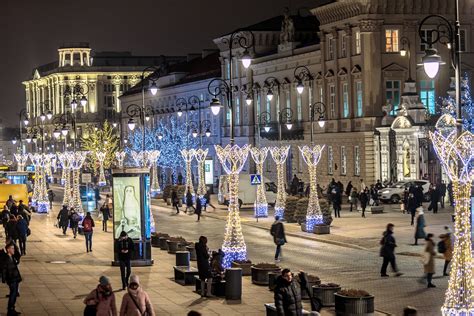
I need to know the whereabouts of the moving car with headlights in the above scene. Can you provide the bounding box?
[378,180,431,203]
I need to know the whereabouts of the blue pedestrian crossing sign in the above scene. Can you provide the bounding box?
[250,174,262,185]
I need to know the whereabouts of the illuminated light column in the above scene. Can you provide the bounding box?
[250,147,269,218]
[29,153,40,205]
[131,150,147,168]
[180,149,195,199]
[298,145,325,232]
[115,151,126,168]
[69,151,88,213]
[14,153,28,172]
[45,153,55,181]
[194,148,208,204]
[146,150,161,194]
[96,152,107,186]
[30,153,49,213]
[57,152,72,206]
[430,128,474,316]
[215,144,251,268]
[270,146,290,218]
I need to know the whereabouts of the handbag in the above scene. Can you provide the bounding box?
[129,293,149,316]
[276,238,286,246]
[83,290,98,316]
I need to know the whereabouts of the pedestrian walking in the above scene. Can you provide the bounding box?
[274,268,303,316]
[83,276,117,316]
[17,201,31,224]
[439,181,447,208]
[195,197,202,222]
[380,223,403,277]
[6,216,18,244]
[1,242,22,316]
[116,231,134,290]
[100,202,111,232]
[195,236,213,297]
[439,227,453,276]
[407,193,417,225]
[15,215,28,256]
[349,188,358,212]
[47,189,55,209]
[360,179,366,192]
[359,188,369,218]
[171,190,180,214]
[345,181,353,198]
[6,196,15,210]
[270,216,286,262]
[105,194,113,210]
[94,186,101,210]
[447,182,454,206]
[2,206,11,238]
[57,205,69,235]
[82,211,95,253]
[428,185,440,213]
[414,207,426,246]
[69,208,80,238]
[414,185,424,207]
[423,233,436,288]
[119,274,155,316]
[185,189,195,214]
[332,185,342,218]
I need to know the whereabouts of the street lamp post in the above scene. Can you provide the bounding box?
[15,109,29,153]
[308,102,327,144]
[277,108,294,142]
[399,37,413,80]
[256,111,271,146]
[126,103,155,154]
[294,66,313,95]
[63,83,88,150]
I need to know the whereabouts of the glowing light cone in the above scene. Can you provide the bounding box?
[270,146,290,218]
[250,147,269,218]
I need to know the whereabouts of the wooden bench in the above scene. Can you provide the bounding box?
[173,266,199,285]
[264,303,319,315]
[194,276,226,297]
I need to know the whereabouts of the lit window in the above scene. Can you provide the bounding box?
[386,80,401,115]
[341,146,347,175]
[328,146,334,175]
[355,31,361,54]
[420,80,436,114]
[356,81,363,117]
[235,97,240,125]
[256,93,261,115]
[297,93,302,121]
[385,29,399,52]
[329,85,336,119]
[419,29,433,52]
[342,83,349,118]
[354,146,361,176]
[226,60,231,80]
[319,86,323,103]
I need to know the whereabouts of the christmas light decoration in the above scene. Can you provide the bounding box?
[115,151,126,168]
[96,152,107,186]
[181,149,196,199]
[68,151,89,213]
[430,127,474,316]
[194,148,208,204]
[440,74,474,133]
[57,152,72,206]
[81,120,119,174]
[270,146,290,218]
[250,147,269,218]
[131,150,147,168]
[29,153,49,213]
[299,145,325,231]
[45,153,55,181]
[13,153,28,172]
[146,150,161,194]
[215,144,251,268]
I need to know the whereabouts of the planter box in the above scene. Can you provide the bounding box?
[151,235,160,247]
[312,285,341,307]
[300,223,308,232]
[300,279,321,300]
[370,206,384,214]
[335,293,375,316]
[251,266,281,285]
[167,240,184,254]
[231,261,252,276]
[314,225,330,235]
[159,237,169,250]
[186,246,197,261]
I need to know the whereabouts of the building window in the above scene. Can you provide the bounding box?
[256,93,261,116]
[226,107,231,125]
[286,90,291,109]
[420,80,436,114]
[341,34,346,58]
[328,146,334,175]
[342,83,349,118]
[297,93,302,121]
[329,85,336,119]
[226,60,231,80]
[419,29,433,51]
[355,30,361,54]
[356,81,363,117]
[235,97,240,125]
[327,36,334,60]
[460,29,467,52]
[319,86,323,103]
[341,146,347,175]
[298,151,303,173]
[354,146,361,176]
[266,97,271,114]
[385,80,401,115]
[385,29,399,52]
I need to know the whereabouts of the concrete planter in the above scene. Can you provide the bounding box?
[152,234,169,248]
[268,272,279,291]
[167,240,185,254]
[251,266,281,285]
[159,237,169,250]
[186,245,197,261]
[312,284,341,307]
[231,261,252,276]
[300,277,321,300]
[334,293,375,316]
[314,225,330,235]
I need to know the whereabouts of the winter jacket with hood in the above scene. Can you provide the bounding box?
[84,285,117,316]
[119,275,155,316]
[380,230,397,258]
[274,275,303,316]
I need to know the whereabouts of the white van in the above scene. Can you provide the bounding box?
[218,174,277,209]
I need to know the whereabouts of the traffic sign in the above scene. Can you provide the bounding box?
[250,174,262,185]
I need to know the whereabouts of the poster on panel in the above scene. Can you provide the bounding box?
[113,176,142,239]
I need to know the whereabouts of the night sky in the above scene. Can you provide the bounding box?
[1,0,319,128]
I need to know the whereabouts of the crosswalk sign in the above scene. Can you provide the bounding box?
[250,174,262,185]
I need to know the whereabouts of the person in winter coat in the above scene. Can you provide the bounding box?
[47,189,55,209]
[424,233,436,288]
[15,215,28,256]
[83,276,117,316]
[57,205,70,235]
[185,189,195,214]
[428,186,440,214]
[69,208,80,238]
[414,207,426,245]
[270,216,287,262]
[119,274,155,316]
[195,236,212,297]
[407,193,417,225]
[359,188,369,218]
[1,242,22,316]
[332,186,342,218]
[349,188,358,212]
[6,196,15,210]
[116,231,135,290]
[274,268,303,316]
[2,205,10,236]
[6,216,18,244]
[17,201,31,224]
[345,181,353,198]
[195,198,202,222]
[380,223,403,277]
[100,203,112,232]
[439,228,453,276]
[171,190,180,214]
[82,212,95,253]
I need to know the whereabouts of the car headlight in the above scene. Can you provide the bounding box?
[382,190,389,194]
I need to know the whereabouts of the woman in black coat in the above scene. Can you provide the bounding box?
[359,189,369,218]
[57,206,69,235]
[195,198,202,222]
[195,236,212,297]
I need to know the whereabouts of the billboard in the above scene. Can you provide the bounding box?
[113,176,142,239]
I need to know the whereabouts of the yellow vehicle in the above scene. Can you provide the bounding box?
[0,184,29,206]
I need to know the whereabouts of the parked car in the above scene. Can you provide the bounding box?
[218,174,277,209]
[378,180,431,203]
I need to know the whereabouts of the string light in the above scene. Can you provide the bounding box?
[13,153,28,172]
[57,152,72,206]
[299,145,325,231]
[146,150,161,194]
[270,146,290,218]
[96,152,107,186]
[215,144,251,268]
[430,127,474,316]
[115,151,126,169]
[29,153,49,213]
[194,148,208,205]
[131,150,147,168]
[180,149,196,199]
[250,147,269,218]
[68,151,89,214]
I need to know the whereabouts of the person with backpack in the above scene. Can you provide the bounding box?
[414,207,426,246]
[439,227,453,276]
[69,208,80,239]
[15,215,28,256]
[57,205,70,235]
[270,216,287,262]
[119,274,155,316]
[380,223,403,277]
[82,212,95,253]
[100,203,112,232]
[116,231,134,290]
[83,275,117,316]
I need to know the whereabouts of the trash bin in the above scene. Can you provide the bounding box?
[175,251,190,267]
[225,268,242,300]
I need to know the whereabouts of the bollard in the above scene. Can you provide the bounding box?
[175,251,190,267]
[225,268,242,300]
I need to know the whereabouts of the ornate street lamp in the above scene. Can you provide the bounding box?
[309,102,327,143]
[293,66,313,95]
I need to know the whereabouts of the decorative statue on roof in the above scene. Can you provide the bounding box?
[280,8,295,44]
[381,99,394,125]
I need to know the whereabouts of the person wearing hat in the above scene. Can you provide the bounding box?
[83,275,117,316]
[116,231,135,290]
[119,275,155,316]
